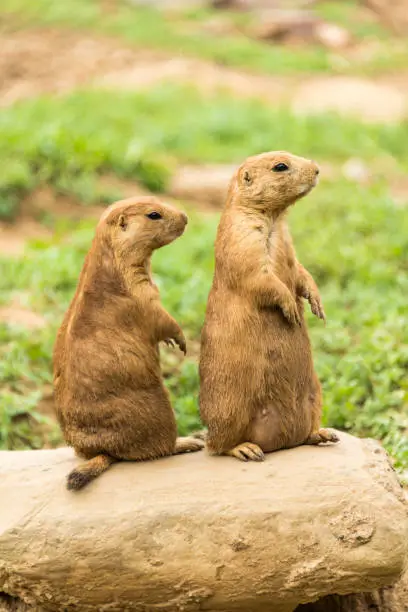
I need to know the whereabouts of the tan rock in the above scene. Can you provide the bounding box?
[212,0,315,10]
[128,0,205,8]
[0,433,407,611]
[292,77,408,123]
[252,9,318,43]
[314,22,351,50]
[342,158,371,184]
[249,8,350,48]
[365,0,408,35]
[169,164,236,207]
[0,306,46,329]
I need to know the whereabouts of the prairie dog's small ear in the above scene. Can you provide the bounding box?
[242,169,252,186]
[118,214,127,231]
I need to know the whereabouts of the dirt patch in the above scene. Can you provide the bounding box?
[0,216,51,256]
[0,187,107,256]
[21,186,105,220]
[0,28,290,106]
[0,304,46,329]
[292,76,408,122]
[1,28,408,122]
[97,175,151,200]
[0,185,108,256]
[168,164,236,208]
[97,56,290,104]
[0,29,165,105]
[389,176,408,206]
[365,0,408,35]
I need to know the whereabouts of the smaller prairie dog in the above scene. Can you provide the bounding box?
[199,151,339,461]
[53,196,203,490]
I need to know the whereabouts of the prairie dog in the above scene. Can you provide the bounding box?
[199,151,338,461]
[53,196,203,490]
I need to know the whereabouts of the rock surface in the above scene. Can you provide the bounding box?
[0,433,407,612]
[292,76,408,123]
[365,0,408,35]
[252,10,351,49]
[212,0,316,10]
[252,9,318,43]
[169,164,236,208]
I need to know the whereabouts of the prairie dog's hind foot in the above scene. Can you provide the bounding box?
[227,442,265,462]
[305,428,339,445]
[174,436,205,454]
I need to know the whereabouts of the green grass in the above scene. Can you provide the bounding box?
[2,0,408,76]
[1,85,408,219]
[1,179,407,475]
[0,325,60,449]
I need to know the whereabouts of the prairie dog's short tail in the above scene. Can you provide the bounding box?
[67,454,116,491]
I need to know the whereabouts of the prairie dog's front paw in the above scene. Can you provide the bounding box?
[174,330,187,355]
[282,299,301,326]
[308,294,326,322]
[163,331,186,354]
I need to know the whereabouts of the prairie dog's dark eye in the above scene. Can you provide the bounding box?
[273,162,289,172]
[146,212,162,220]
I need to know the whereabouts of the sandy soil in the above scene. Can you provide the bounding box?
[1,28,407,121]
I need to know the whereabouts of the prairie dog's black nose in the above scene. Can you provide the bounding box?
[315,167,320,175]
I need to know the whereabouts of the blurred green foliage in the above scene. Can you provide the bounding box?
[1,85,408,219]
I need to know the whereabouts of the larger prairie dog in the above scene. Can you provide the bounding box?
[199,151,338,461]
[53,196,203,490]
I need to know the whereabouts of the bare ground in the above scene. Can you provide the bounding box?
[1,28,408,121]
[0,216,51,256]
[0,304,46,328]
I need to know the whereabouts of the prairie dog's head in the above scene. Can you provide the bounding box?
[234,151,320,213]
[100,196,188,253]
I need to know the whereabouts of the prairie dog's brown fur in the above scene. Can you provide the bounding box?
[53,196,203,490]
[199,151,338,461]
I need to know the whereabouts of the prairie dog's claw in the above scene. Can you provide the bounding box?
[310,297,326,322]
[227,443,265,462]
[282,300,301,326]
[306,428,339,445]
[177,339,187,355]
